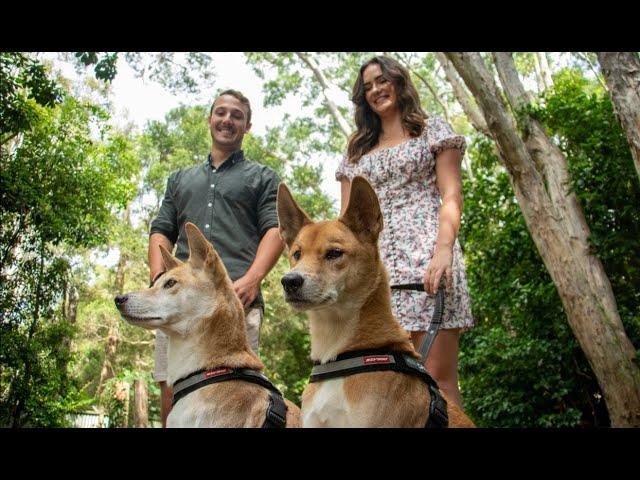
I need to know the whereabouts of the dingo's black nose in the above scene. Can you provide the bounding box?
[281,273,304,293]
[114,295,128,307]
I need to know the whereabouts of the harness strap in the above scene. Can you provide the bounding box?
[310,352,400,380]
[262,390,288,428]
[172,367,287,428]
[310,349,448,428]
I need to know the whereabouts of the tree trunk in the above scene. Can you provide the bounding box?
[445,51,640,427]
[435,52,491,138]
[68,285,79,324]
[537,52,553,90]
[114,381,130,428]
[96,325,119,398]
[533,52,545,93]
[294,52,351,139]
[62,284,78,351]
[596,52,640,183]
[133,379,149,428]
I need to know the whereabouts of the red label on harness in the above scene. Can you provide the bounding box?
[363,355,391,365]
[204,368,232,378]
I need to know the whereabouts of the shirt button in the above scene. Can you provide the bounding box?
[210,184,215,188]
[208,203,212,207]
[205,224,210,229]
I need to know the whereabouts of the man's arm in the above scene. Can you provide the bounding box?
[149,171,179,284]
[149,233,174,284]
[233,227,284,309]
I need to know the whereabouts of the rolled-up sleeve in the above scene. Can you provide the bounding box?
[256,167,281,238]
[150,172,179,243]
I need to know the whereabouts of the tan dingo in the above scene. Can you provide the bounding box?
[115,222,301,428]
[277,176,474,427]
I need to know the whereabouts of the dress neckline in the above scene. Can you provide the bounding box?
[364,135,421,158]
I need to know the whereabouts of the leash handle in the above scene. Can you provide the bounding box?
[418,288,444,361]
[390,284,445,362]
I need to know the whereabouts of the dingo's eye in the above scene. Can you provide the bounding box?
[164,279,177,289]
[292,250,301,261]
[325,249,343,260]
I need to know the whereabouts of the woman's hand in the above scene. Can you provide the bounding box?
[423,244,453,295]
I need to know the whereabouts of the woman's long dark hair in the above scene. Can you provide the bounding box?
[347,56,427,163]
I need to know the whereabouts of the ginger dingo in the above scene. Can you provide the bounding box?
[277,176,474,427]
[115,222,301,428]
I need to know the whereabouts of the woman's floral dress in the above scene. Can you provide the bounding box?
[335,116,474,331]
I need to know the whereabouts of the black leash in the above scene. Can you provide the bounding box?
[390,283,445,362]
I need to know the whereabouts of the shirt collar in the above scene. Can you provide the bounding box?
[207,149,244,171]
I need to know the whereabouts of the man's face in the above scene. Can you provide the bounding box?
[209,94,251,150]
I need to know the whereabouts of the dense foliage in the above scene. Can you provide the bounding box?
[1,54,138,427]
[458,69,640,427]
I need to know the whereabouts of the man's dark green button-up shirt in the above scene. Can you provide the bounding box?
[150,150,281,308]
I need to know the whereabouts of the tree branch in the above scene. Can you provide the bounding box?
[294,52,351,139]
[435,52,491,138]
[395,53,450,122]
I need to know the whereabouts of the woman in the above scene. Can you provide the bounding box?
[335,55,473,408]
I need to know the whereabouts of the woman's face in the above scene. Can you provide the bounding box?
[363,63,398,117]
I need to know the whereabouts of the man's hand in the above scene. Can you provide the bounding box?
[233,273,261,309]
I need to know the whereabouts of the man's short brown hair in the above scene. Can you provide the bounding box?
[210,89,252,125]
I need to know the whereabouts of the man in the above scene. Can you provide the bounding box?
[149,89,284,427]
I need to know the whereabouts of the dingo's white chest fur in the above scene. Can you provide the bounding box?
[302,378,349,427]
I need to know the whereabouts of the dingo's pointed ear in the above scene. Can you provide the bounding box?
[184,223,229,286]
[339,176,383,242]
[277,182,312,248]
[185,222,213,270]
[159,244,183,271]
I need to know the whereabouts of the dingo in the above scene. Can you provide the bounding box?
[277,176,474,427]
[115,222,301,428]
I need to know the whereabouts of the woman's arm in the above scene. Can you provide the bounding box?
[424,148,463,294]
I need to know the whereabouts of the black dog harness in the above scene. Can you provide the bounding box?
[309,349,448,428]
[172,367,288,428]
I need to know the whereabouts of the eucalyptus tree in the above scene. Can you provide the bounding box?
[596,52,640,183]
[443,52,640,426]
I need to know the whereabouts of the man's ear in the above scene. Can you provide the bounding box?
[276,182,312,248]
[339,176,383,243]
